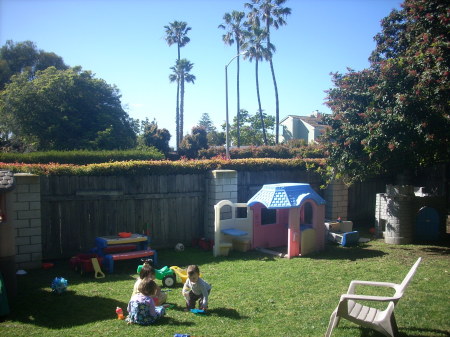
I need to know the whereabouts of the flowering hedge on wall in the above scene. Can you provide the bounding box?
[0,158,325,176]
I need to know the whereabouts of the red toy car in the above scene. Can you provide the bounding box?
[69,253,103,275]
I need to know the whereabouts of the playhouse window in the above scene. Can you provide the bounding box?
[261,208,277,225]
[236,206,248,219]
[303,202,313,224]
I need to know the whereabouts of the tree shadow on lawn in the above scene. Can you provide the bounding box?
[307,244,387,261]
[9,289,128,329]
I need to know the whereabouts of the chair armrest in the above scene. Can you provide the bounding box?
[340,294,398,302]
[347,280,399,294]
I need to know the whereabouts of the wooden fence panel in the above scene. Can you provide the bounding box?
[40,174,206,259]
[347,179,387,227]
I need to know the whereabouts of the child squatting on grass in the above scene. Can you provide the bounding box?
[126,278,165,325]
[132,260,167,305]
[182,264,211,311]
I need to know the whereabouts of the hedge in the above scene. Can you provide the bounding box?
[0,158,325,176]
[0,149,164,165]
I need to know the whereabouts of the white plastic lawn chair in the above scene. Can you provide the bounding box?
[325,257,422,337]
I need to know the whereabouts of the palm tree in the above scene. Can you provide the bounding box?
[245,0,291,144]
[164,21,191,148]
[218,10,246,148]
[169,59,196,145]
[241,26,273,145]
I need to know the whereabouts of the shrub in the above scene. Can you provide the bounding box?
[0,149,164,165]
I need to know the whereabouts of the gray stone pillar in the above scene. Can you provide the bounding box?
[384,185,414,244]
[324,180,348,220]
[205,170,237,239]
[9,174,42,269]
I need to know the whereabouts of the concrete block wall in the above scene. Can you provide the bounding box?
[375,193,388,237]
[324,180,348,221]
[8,174,42,269]
[204,170,238,239]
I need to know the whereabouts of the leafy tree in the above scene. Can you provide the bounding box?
[245,0,291,144]
[322,0,449,185]
[0,66,136,151]
[207,130,226,146]
[198,113,216,133]
[139,118,171,155]
[241,26,274,145]
[0,40,67,89]
[164,21,191,148]
[178,126,208,158]
[219,10,247,147]
[169,59,196,148]
[198,113,225,146]
[224,109,275,146]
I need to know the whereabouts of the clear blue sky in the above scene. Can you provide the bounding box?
[1,0,402,146]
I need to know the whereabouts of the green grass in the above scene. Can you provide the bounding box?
[1,239,449,337]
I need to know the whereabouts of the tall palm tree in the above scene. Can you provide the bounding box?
[218,10,246,148]
[245,0,291,144]
[169,59,196,145]
[241,26,273,145]
[164,21,191,148]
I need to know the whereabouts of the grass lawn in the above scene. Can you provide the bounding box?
[1,238,449,337]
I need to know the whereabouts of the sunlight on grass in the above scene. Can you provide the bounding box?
[1,240,449,336]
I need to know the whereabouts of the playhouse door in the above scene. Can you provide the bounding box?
[252,205,288,248]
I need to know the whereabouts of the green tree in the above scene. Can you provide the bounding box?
[164,21,191,148]
[0,66,136,151]
[0,40,67,89]
[245,0,291,144]
[198,113,226,146]
[198,113,216,133]
[322,0,449,185]
[139,118,171,155]
[207,130,226,146]
[219,10,247,147]
[241,26,274,145]
[224,109,275,146]
[179,126,208,159]
[169,59,196,148]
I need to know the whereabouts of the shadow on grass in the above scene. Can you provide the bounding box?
[303,244,387,261]
[208,307,248,320]
[9,289,127,329]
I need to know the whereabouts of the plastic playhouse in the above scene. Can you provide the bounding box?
[214,183,326,258]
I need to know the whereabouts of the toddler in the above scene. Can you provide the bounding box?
[132,261,167,305]
[126,278,165,325]
[182,265,211,311]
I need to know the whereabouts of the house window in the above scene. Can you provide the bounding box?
[261,208,277,225]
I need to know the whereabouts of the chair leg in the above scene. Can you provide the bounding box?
[325,310,338,337]
[390,314,399,337]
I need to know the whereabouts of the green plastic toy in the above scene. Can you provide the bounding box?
[137,262,176,288]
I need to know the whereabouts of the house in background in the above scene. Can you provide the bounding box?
[280,110,327,144]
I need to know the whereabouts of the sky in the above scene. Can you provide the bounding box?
[1,0,403,146]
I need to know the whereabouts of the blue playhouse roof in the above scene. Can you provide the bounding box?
[247,183,326,209]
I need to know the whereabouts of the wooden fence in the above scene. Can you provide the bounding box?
[40,174,207,258]
[348,179,388,226]
[39,171,391,259]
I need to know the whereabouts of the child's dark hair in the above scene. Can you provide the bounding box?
[140,261,155,279]
[138,278,157,297]
[187,264,200,277]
